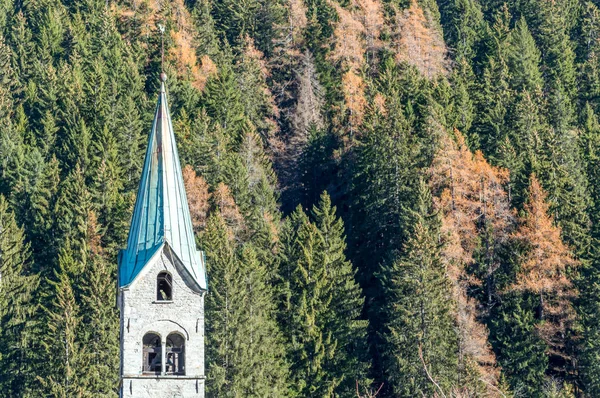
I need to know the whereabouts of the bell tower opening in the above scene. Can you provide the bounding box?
[142,333,162,375]
[166,333,185,375]
[157,272,173,301]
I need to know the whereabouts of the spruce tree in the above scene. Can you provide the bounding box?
[11,151,60,275]
[495,176,579,392]
[311,192,370,396]
[37,251,88,397]
[577,105,600,394]
[90,125,128,250]
[113,94,145,191]
[491,293,548,397]
[201,62,247,144]
[279,192,370,397]
[203,214,290,397]
[579,239,600,395]
[507,18,543,94]
[378,181,458,396]
[580,2,600,114]
[473,6,512,159]
[280,205,334,396]
[0,196,38,397]
[437,0,485,63]
[78,211,119,396]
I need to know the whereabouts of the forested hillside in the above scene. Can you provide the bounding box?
[2,0,600,396]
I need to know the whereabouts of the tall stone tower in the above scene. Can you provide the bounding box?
[117,73,208,398]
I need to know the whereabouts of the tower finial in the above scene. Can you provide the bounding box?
[158,23,166,81]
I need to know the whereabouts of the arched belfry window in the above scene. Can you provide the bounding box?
[166,333,185,375]
[157,272,172,301]
[142,333,162,375]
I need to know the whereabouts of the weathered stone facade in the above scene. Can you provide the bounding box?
[119,245,205,398]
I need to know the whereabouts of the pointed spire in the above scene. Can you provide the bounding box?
[119,74,208,290]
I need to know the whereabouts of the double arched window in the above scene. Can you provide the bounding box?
[142,333,162,375]
[157,272,172,301]
[142,332,185,375]
[166,333,185,375]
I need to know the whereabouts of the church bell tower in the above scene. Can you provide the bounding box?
[117,72,208,398]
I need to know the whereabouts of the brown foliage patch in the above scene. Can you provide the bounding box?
[394,0,448,78]
[511,176,577,295]
[329,1,367,72]
[431,130,512,274]
[289,0,308,43]
[87,210,103,257]
[430,130,512,391]
[342,70,368,127]
[114,0,217,91]
[356,0,384,53]
[212,183,245,240]
[328,2,367,128]
[327,0,385,131]
[183,165,210,233]
[511,175,578,361]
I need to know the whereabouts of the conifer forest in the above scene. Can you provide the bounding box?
[7,0,600,396]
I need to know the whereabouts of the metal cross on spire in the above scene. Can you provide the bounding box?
[158,23,166,79]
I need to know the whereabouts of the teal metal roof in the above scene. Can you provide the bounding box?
[119,76,207,290]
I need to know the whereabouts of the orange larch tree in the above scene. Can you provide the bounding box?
[211,182,246,240]
[328,1,368,131]
[394,0,448,78]
[183,165,211,233]
[329,1,366,71]
[431,129,513,293]
[356,0,384,60]
[430,129,514,391]
[511,175,578,360]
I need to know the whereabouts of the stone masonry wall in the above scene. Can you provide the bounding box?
[120,246,205,398]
